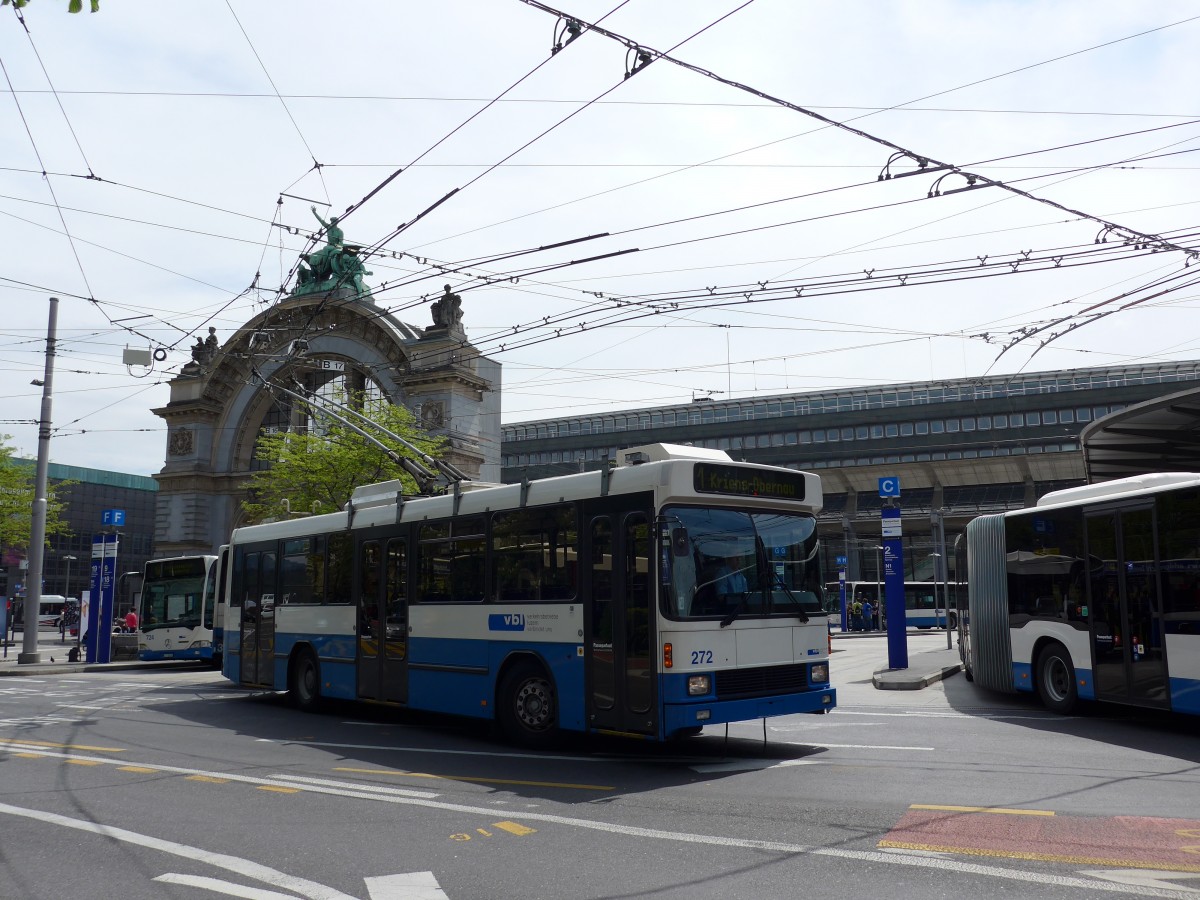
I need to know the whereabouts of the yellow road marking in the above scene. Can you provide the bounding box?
[66,759,102,766]
[910,804,1055,817]
[186,775,230,784]
[14,753,42,759]
[494,821,537,836]
[118,766,157,774]
[0,737,123,753]
[257,785,301,794]
[878,840,1200,873]
[332,767,613,792]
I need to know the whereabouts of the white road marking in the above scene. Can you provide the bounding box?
[783,740,935,751]
[831,709,1060,721]
[2,742,1185,897]
[1082,869,1200,893]
[0,742,442,803]
[266,774,439,799]
[155,873,302,899]
[691,758,826,773]
[283,739,708,765]
[364,871,450,900]
[0,801,357,900]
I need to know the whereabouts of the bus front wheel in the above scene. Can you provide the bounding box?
[498,662,557,748]
[288,648,322,712]
[1036,643,1077,715]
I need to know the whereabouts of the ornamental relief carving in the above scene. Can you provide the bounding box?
[168,427,195,457]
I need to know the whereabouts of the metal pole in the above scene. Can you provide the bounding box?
[64,555,76,650]
[938,511,951,649]
[19,297,58,665]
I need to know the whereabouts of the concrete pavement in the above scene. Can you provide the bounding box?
[831,628,962,690]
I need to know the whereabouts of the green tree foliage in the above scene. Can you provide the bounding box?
[0,437,72,550]
[241,396,447,525]
[2,1,100,12]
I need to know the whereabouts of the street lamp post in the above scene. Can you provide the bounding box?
[62,555,76,645]
[927,552,942,640]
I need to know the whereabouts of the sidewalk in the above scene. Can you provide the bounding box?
[831,629,962,691]
[0,631,186,677]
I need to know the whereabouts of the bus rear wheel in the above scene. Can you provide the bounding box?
[1036,643,1078,714]
[288,648,322,712]
[498,662,557,748]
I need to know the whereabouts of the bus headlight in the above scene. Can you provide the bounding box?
[810,663,829,684]
[188,640,212,649]
[687,674,711,696]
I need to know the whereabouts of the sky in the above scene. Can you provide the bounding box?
[3,0,1199,477]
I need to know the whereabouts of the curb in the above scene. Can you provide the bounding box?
[872,663,962,691]
[0,659,204,678]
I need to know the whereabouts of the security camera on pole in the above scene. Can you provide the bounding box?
[879,476,908,670]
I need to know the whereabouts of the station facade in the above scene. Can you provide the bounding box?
[500,359,1200,582]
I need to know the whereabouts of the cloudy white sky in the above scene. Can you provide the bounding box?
[3,0,1199,476]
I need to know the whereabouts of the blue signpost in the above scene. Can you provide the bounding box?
[836,555,848,631]
[879,477,908,670]
[85,532,118,664]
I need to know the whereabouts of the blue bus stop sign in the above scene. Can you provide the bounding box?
[102,509,126,526]
[878,477,900,498]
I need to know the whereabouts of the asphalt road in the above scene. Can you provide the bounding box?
[1,631,1199,899]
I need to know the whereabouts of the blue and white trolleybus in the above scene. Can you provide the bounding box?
[220,443,835,744]
[960,473,1200,716]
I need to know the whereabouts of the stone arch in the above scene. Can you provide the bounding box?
[152,292,499,556]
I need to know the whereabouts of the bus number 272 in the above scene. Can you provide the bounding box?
[691,649,713,665]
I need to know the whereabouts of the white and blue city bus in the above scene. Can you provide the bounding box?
[220,443,835,745]
[826,581,958,630]
[139,551,227,666]
[959,473,1200,716]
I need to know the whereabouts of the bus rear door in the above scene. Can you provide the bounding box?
[356,530,408,704]
[1085,505,1169,709]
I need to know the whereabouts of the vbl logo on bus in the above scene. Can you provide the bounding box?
[488,613,525,632]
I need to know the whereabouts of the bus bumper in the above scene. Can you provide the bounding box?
[663,688,836,735]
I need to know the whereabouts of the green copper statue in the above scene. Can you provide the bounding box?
[295,204,372,298]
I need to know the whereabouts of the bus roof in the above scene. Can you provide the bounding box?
[230,447,822,544]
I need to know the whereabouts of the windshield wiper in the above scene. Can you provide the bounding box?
[719,593,747,628]
[756,535,809,624]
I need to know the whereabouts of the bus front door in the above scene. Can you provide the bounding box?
[1086,506,1169,708]
[583,499,657,738]
[356,534,408,704]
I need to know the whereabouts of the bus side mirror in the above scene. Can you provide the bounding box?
[671,528,690,557]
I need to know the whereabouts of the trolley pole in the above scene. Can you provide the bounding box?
[19,297,59,665]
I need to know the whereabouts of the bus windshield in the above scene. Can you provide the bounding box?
[665,506,823,621]
[141,559,210,630]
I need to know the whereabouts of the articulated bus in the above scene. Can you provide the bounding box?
[139,552,227,666]
[221,443,835,745]
[960,473,1200,716]
[826,581,957,630]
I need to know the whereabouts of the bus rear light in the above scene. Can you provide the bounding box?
[663,643,673,668]
[687,674,711,696]
[810,663,829,684]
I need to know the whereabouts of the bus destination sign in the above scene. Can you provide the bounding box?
[693,463,806,500]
